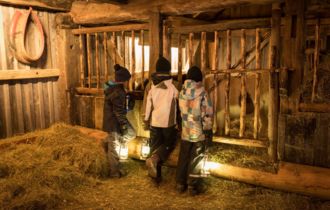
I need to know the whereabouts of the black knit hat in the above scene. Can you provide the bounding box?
[156,56,171,73]
[114,64,131,82]
[187,66,203,82]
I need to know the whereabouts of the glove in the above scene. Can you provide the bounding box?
[203,130,213,148]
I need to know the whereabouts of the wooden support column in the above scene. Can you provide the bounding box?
[120,31,125,66]
[95,33,100,88]
[140,30,145,89]
[178,34,183,90]
[253,28,261,139]
[201,31,207,72]
[104,32,109,81]
[311,19,320,102]
[163,20,171,61]
[213,31,219,132]
[225,30,231,136]
[268,3,280,162]
[86,34,92,88]
[239,29,247,138]
[79,34,85,87]
[130,30,136,90]
[189,32,194,67]
[149,12,162,77]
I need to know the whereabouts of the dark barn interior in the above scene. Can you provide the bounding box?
[0,0,330,209]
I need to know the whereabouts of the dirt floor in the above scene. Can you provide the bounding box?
[1,124,330,210]
[61,160,330,210]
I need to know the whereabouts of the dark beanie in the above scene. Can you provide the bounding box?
[156,56,171,73]
[114,64,131,82]
[187,66,203,82]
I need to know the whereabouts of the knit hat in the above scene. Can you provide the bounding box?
[187,66,203,82]
[114,64,131,82]
[156,56,171,73]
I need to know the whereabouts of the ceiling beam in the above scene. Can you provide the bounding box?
[70,0,281,24]
[0,0,69,12]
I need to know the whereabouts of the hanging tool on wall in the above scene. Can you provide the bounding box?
[9,7,45,64]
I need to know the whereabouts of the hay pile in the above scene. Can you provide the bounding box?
[0,123,109,209]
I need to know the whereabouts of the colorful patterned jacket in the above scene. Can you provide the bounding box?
[179,80,213,142]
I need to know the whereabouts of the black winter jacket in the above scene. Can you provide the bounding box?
[102,82,129,134]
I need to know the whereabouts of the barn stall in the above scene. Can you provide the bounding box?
[0,0,330,209]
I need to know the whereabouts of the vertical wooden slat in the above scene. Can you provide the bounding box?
[189,32,194,67]
[121,31,125,66]
[311,19,320,103]
[112,31,117,48]
[178,34,183,90]
[268,3,281,162]
[225,30,231,136]
[111,32,117,64]
[163,21,169,60]
[79,34,85,87]
[239,29,247,138]
[86,34,92,88]
[0,6,12,136]
[213,31,219,133]
[254,28,261,139]
[140,29,145,89]
[104,32,109,81]
[130,30,135,91]
[95,33,100,88]
[201,31,207,72]
[149,12,161,77]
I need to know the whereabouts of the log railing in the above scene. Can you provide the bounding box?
[72,23,149,93]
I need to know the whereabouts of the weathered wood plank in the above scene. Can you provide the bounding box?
[178,34,183,90]
[140,30,145,89]
[188,32,194,67]
[311,19,320,103]
[86,34,92,88]
[130,30,135,90]
[213,31,219,133]
[225,30,231,136]
[72,23,149,34]
[0,0,68,11]
[172,18,271,34]
[253,28,261,139]
[0,69,60,80]
[213,136,268,148]
[239,29,247,138]
[95,33,100,88]
[149,12,161,77]
[79,34,85,87]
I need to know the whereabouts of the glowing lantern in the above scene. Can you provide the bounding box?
[140,139,150,159]
[116,142,129,161]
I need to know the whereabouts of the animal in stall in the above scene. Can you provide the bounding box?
[216,92,268,138]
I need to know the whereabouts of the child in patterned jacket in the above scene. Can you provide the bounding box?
[176,66,213,195]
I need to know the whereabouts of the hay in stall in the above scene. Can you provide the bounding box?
[0,123,109,209]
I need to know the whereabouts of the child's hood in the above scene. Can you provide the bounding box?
[180,79,205,100]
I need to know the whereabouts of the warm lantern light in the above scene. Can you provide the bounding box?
[140,138,150,159]
[116,142,129,161]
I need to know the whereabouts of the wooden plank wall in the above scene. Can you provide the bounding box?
[0,5,59,139]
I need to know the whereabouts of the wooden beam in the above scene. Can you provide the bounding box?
[268,3,280,162]
[149,12,161,77]
[72,23,149,35]
[225,30,231,136]
[213,136,268,148]
[75,87,104,95]
[71,1,277,24]
[206,68,272,75]
[95,33,100,89]
[212,31,219,132]
[178,34,183,90]
[0,0,68,12]
[140,30,145,89]
[104,32,109,81]
[188,33,194,67]
[253,28,261,139]
[0,69,60,80]
[130,30,136,90]
[299,103,330,113]
[171,18,271,34]
[239,29,247,138]
[86,34,92,88]
[311,19,320,103]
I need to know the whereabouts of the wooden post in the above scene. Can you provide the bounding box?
[178,34,183,90]
[111,32,117,65]
[120,31,125,66]
[95,33,100,88]
[149,12,162,77]
[311,19,320,103]
[79,34,85,87]
[163,20,171,61]
[225,30,231,136]
[189,32,194,67]
[86,33,92,88]
[213,31,219,132]
[140,29,145,89]
[253,28,261,139]
[268,3,280,162]
[103,32,109,81]
[239,29,247,138]
[130,30,136,90]
[201,31,207,72]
